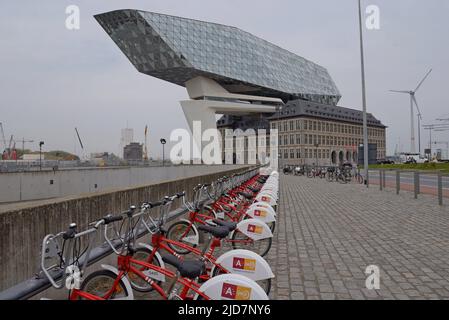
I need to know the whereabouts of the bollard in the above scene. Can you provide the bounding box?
[414,171,419,199]
[379,170,383,191]
[382,170,386,189]
[396,171,400,195]
[438,172,443,206]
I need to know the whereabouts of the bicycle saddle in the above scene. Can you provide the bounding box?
[247,186,261,193]
[197,225,230,239]
[237,191,253,200]
[212,219,237,231]
[161,255,205,279]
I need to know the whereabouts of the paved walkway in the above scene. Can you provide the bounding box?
[267,175,449,300]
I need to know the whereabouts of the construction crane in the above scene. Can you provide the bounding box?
[75,127,87,160]
[144,125,149,160]
[0,122,7,153]
[9,138,35,155]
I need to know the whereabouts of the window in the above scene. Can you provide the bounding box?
[290,149,294,159]
[289,121,294,131]
[296,120,301,130]
[296,149,301,159]
[271,122,276,129]
[283,122,287,132]
[296,134,301,144]
[313,121,317,131]
[284,150,288,159]
[304,148,308,158]
[284,135,288,145]
[290,135,295,145]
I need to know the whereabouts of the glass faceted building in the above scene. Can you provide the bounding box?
[95,9,341,105]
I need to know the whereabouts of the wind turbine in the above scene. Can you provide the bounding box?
[389,68,432,154]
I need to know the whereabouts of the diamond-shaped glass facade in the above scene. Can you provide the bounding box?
[95,9,341,105]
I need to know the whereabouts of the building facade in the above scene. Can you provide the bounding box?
[218,99,386,166]
[123,142,143,161]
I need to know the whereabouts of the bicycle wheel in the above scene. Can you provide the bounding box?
[230,230,272,257]
[337,174,348,184]
[166,220,198,255]
[326,172,334,182]
[211,266,271,295]
[356,174,364,184]
[128,247,162,293]
[80,270,131,300]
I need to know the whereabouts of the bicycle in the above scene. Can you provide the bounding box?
[128,195,274,294]
[81,200,268,300]
[166,177,274,257]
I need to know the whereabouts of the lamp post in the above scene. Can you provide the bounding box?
[277,105,283,169]
[160,138,166,166]
[314,143,320,168]
[39,141,44,171]
[358,0,369,186]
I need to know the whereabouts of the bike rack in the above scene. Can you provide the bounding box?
[0,166,262,300]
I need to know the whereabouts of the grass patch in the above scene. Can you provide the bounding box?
[366,162,449,174]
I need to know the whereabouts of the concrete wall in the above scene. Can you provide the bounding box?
[0,165,246,204]
[0,165,256,291]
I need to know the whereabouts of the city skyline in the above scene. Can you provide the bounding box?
[1,0,448,157]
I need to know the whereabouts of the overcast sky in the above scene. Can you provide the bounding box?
[1,0,448,158]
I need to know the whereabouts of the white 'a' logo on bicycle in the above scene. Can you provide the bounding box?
[65,265,82,290]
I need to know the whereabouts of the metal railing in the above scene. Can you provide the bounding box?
[370,169,448,206]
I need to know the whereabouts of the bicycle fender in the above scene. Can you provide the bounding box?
[137,243,166,282]
[245,206,276,223]
[236,219,273,240]
[100,264,134,300]
[195,274,269,300]
[248,202,277,217]
[255,193,277,206]
[179,219,199,246]
[212,249,274,281]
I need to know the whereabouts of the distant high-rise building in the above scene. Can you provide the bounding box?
[123,142,143,161]
[120,128,133,158]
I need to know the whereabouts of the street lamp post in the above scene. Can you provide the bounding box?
[160,138,166,166]
[358,0,369,186]
[39,141,44,171]
[277,105,283,169]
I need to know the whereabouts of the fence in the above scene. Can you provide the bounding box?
[370,169,448,206]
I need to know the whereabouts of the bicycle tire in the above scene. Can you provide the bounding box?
[129,247,162,293]
[166,220,198,255]
[80,270,131,300]
[230,230,272,257]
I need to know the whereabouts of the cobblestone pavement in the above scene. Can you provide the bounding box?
[266,175,449,300]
